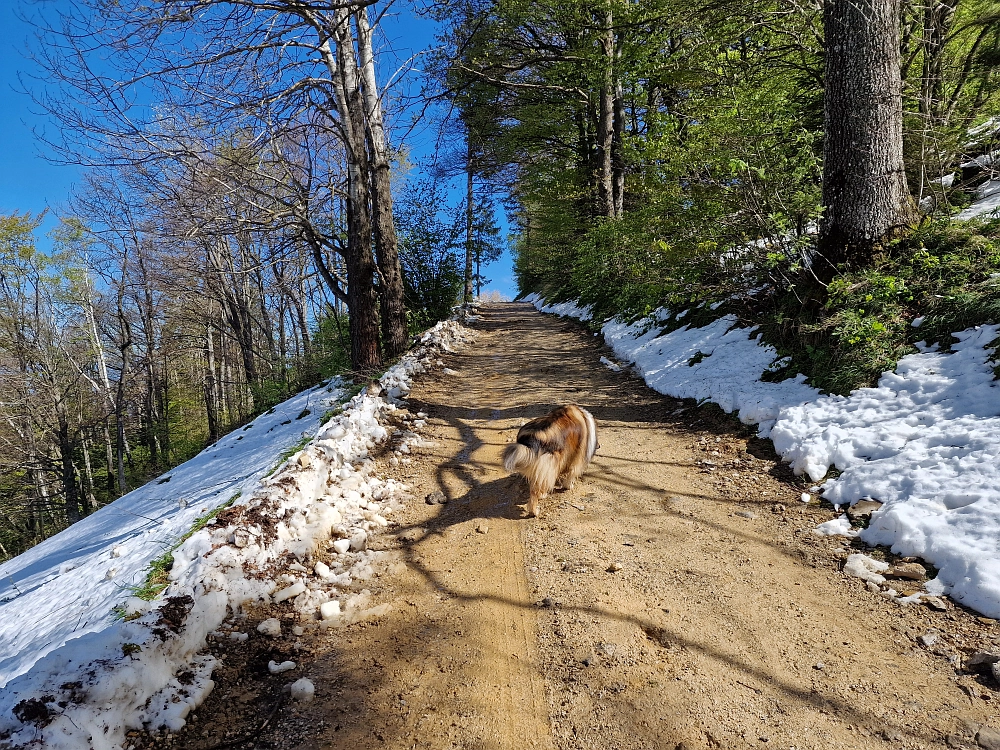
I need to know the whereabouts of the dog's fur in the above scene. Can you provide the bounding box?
[502,405,598,517]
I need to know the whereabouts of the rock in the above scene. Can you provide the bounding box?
[813,662,825,670]
[947,734,974,748]
[771,503,786,514]
[883,728,903,742]
[314,561,331,578]
[273,582,306,603]
[846,500,882,520]
[966,651,1000,669]
[257,618,282,638]
[289,678,315,702]
[349,531,368,551]
[292,626,305,636]
[598,642,617,657]
[297,451,312,469]
[735,510,756,520]
[924,595,948,611]
[541,597,554,608]
[888,562,926,580]
[425,490,447,505]
[800,492,811,503]
[917,632,938,647]
[992,662,1000,684]
[607,562,623,573]
[977,726,1000,750]
[476,523,489,534]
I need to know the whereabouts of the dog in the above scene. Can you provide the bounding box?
[502,405,598,517]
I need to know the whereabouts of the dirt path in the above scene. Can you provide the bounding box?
[161,303,999,750]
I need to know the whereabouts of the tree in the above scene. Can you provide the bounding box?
[818,0,917,271]
[27,0,409,371]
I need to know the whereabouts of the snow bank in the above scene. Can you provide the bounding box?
[602,313,818,436]
[521,292,594,321]
[528,294,1000,618]
[772,325,1000,616]
[0,319,476,749]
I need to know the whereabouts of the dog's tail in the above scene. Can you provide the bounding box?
[503,442,535,473]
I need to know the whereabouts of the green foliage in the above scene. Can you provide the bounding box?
[756,220,1000,394]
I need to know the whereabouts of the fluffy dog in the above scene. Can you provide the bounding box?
[502,405,598,517]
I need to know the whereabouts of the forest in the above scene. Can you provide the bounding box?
[2,0,1000,562]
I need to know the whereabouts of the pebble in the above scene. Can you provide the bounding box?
[476,523,489,534]
[268,660,296,674]
[292,626,305,636]
[813,662,824,670]
[332,538,352,554]
[320,600,342,620]
[888,562,926,580]
[799,493,811,503]
[925,595,948,611]
[966,651,1000,669]
[607,562,623,573]
[314,561,331,578]
[771,503,786,514]
[917,632,938,647]
[349,531,368,551]
[425,490,447,505]
[273,582,306,603]
[846,500,882,520]
[735,510,756,520]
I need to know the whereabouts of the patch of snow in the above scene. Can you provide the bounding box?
[523,292,594,321]
[602,314,818,436]
[955,179,1000,221]
[814,514,857,538]
[599,356,622,372]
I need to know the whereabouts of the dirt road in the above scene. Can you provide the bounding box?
[165,303,1000,750]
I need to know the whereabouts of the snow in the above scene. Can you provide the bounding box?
[528,294,1000,618]
[602,313,818,436]
[0,319,476,749]
[955,179,1000,220]
[521,292,593,321]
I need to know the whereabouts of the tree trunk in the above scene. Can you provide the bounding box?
[325,18,381,372]
[465,138,475,304]
[818,0,916,271]
[355,6,408,358]
[596,8,616,220]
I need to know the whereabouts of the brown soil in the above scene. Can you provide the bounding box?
[136,303,1000,750]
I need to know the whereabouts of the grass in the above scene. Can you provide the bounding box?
[121,492,241,609]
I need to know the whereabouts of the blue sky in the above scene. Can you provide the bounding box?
[0,4,79,230]
[0,1,516,298]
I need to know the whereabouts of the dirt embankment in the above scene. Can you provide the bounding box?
[134,303,1000,750]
